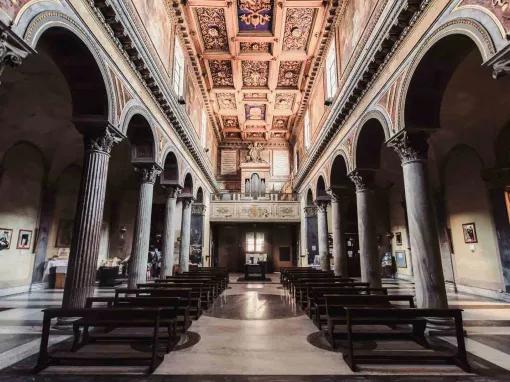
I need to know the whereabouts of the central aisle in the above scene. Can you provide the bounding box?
[155,275,351,375]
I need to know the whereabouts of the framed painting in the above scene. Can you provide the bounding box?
[17,230,32,250]
[0,228,13,251]
[395,250,407,268]
[395,232,402,246]
[462,223,478,244]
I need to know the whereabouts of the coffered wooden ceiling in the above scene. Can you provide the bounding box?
[177,0,332,143]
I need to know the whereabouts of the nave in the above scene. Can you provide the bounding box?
[0,272,509,381]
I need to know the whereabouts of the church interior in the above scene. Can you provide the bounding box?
[1,0,510,381]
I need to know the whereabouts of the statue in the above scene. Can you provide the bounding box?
[247,142,263,162]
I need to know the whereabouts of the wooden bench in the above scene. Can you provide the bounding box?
[35,307,175,374]
[343,307,470,372]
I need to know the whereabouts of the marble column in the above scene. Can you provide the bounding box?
[349,170,381,288]
[62,125,123,309]
[300,202,308,267]
[179,196,193,272]
[161,185,180,278]
[389,131,448,309]
[330,191,348,276]
[128,164,161,289]
[316,198,331,271]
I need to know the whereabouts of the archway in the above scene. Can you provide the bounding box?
[305,188,318,265]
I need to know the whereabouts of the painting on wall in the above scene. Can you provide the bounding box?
[462,222,478,244]
[395,250,407,268]
[0,228,13,251]
[56,219,74,248]
[395,232,402,246]
[17,230,32,250]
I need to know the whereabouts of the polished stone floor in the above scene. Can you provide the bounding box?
[0,275,509,381]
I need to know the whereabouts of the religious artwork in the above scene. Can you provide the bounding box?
[338,0,377,74]
[240,42,271,53]
[222,116,240,130]
[282,8,315,51]
[56,219,74,248]
[246,142,264,162]
[271,131,287,139]
[209,60,234,87]
[16,229,32,250]
[132,0,173,74]
[195,8,229,51]
[0,0,31,22]
[395,232,402,246]
[242,61,269,87]
[277,61,302,88]
[462,223,478,244]
[274,93,295,110]
[395,251,407,268]
[245,104,266,121]
[0,228,12,251]
[217,93,237,110]
[225,131,242,140]
[238,0,273,31]
[272,117,289,130]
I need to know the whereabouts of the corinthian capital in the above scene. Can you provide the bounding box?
[135,164,162,184]
[0,32,27,82]
[387,130,429,164]
[348,169,374,192]
[162,184,181,199]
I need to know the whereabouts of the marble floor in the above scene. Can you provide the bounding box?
[0,275,509,381]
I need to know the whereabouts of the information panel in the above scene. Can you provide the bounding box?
[221,150,238,175]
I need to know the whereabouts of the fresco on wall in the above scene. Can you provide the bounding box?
[132,0,173,74]
[338,0,377,75]
[0,0,30,22]
[460,0,510,32]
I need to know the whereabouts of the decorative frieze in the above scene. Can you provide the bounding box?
[211,201,300,222]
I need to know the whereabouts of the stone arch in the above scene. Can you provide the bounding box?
[397,17,497,132]
[440,144,486,190]
[196,187,204,203]
[316,176,327,199]
[352,117,389,170]
[329,152,351,190]
[123,106,158,164]
[161,149,181,185]
[306,188,314,206]
[22,10,116,123]
[182,172,194,195]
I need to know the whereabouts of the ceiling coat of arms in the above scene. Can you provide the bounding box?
[242,61,269,87]
[283,8,315,51]
[238,0,273,30]
[277,61,302,88]
[195,8,229,51]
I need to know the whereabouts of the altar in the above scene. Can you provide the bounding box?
[244,262,267,281]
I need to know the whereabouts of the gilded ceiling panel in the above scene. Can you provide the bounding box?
[222,115,240,129]
[217,93,237,110]
[274,93,295,110]
[245,104,267,121]
[195,8,229,51]
[272,116,289,130]
[277,61,302,88]
[242,61,270,88]
[209,60,235,87]
[244,93,268,102]
[240,42,271,54]
[282,8,315,51]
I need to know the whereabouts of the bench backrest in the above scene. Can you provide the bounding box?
[324,294,415,316]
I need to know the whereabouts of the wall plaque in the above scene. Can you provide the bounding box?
[221,150,238,175]
[272,150,290,176]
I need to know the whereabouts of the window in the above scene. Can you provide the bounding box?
[246,232,265,252]
[200,108,207,147]
[173,37,185,98]
[325,42,338,101]
[304,110,311,149]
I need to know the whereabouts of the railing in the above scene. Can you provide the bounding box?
[211,192,299,202]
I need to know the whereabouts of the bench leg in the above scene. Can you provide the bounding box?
[344,317,357,372]
[34,315,52,373]
[454,315,471,372]
[149,316,162,373]
[71,323,81,352]
[412,320,429,349]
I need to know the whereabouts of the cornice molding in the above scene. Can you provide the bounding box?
[88,0,219,192]
[294,0,431,190]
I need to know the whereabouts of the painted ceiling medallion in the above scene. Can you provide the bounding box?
[245,104,267,121]
[240,42,271,53]
[195,8,229,51]
[209,60,234,87]
[277,61,302,88]
[242,61,269,87]
[274,93,295,110]
[222,116,240,129]
[283,8,315,51]
[217,93,237,110]
[238,0,273,31]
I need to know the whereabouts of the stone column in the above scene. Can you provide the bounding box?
[300,202,308,267]
[388,131,447,309]
[330,191,348,276]
[349,170,381,288]
[161,185,180,278]
[128,164,161,288]
[316,198,331,271]
[179,196,193,272]
[62,124,123,309]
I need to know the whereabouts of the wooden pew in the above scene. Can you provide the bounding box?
[343,307,470,372]
[35,307,175,374]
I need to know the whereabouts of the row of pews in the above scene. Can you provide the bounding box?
[281,267,470,372]
[35,267,228,373]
